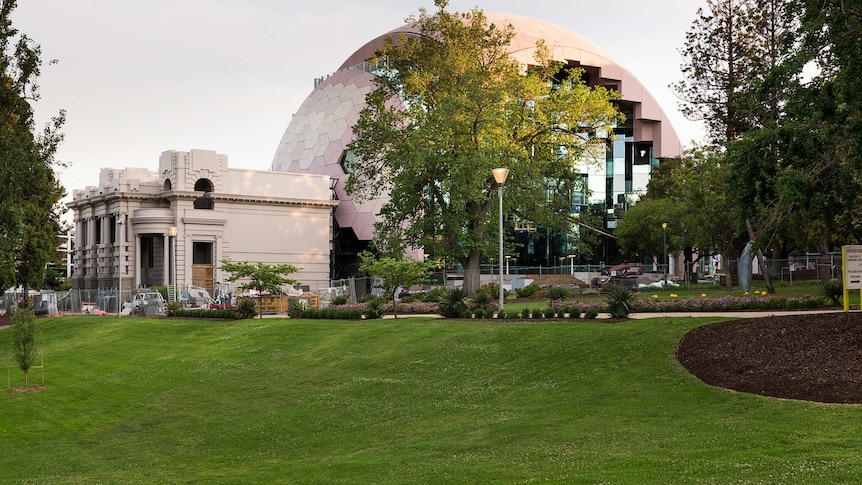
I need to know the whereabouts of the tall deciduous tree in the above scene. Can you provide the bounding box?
[673,0,763,146]
[674,0,804,293]
[219,260,300,318]
[347,0,621,295]
[0,0,65,297]
[618,148,740,288]
[726,0,862,281]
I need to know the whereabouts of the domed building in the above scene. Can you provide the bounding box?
[271,12,683,278]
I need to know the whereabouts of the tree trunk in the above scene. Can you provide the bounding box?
[722,251,733,290]
[460,249,483,297]
[818,240,832,281]
[746,219,776,294]
[684,246,698,283]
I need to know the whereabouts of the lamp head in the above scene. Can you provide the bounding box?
[492,168,510,185]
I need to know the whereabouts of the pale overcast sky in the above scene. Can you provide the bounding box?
[13,0,707,212]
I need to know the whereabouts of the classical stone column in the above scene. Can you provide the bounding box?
[134,235,142,288]
[163,233,170,286]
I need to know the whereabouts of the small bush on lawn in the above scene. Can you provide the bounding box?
[470,291,495,311]
[438,287,468,318]
[288,300,308,319]
[477,282,500,300]
[516,284,541,298]
[235,298,258,319]
[821,279,843,305]
[584,307,600,319]
[384,301,439,315]
[331,295,349,306]
[153,285,169,301]
[605,285,636,319]
[520,307,531,319]
[166,301,183,316]
[425,287,446,303]
[543,307,557,318]
[567,305,581,319]
[364,296,384,320]
[546,286,569,302]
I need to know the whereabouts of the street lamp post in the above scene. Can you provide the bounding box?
[492,168,509,313]
[505,255,511,275]
[168,226,178,303]
[568,254,576,275]
[662,222,668,286]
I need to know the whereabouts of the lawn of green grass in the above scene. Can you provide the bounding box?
[1,315,860,484]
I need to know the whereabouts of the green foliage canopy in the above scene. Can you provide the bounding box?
[219,260,300,295]
[218,260,300,318]
[358,250,433,318]
[346,0,621,295]
[0,1,66,294]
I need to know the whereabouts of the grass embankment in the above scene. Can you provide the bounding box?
[1,315,860,483]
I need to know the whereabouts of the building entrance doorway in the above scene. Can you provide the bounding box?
[139,235,167,287]
[192,241,214,293]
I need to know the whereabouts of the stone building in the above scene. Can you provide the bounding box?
[67,149,337,294]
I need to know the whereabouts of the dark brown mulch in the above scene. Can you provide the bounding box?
[677,312,862,404]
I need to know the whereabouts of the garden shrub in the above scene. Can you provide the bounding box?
[516,284,541,298]
[364,296,384,319]
[438,287,468,318]
[546,286,569,302]
[166,301,182,316]
[477,282,500,299]
[470,291,495,311]
[584,307,599,319]
[520,307,531,319]
[605,285,635,319]
[567,305,580,319]
[288,300,308,319]
[544,307,557,318]
[425,287,446,303]
[331,295,349,306]
[153,285,169,301]
[821,279,843,305]
[235,298,258,319]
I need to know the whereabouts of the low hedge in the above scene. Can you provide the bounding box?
[171,308,238,319]
[301,308,363,320]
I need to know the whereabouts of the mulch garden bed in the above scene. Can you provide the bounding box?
[677,312,862,404]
